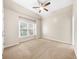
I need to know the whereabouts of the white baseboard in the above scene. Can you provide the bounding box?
[4,36,36,48]
[42,35,72,45]
[4,42,19,48]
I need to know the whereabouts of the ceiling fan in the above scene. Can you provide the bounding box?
[32,0,51,13]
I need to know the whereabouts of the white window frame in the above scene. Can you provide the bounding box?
[18,19,36,38]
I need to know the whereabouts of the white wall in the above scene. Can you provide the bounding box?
[4,0,41,48]
[42,5,73,44]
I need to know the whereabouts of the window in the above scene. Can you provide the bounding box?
[19,18,36,38]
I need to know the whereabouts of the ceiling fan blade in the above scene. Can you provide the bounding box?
[39,10,41,13]
[37,0,41,5]
[32,7,40,8]
[44,8,48,11]
[44,2,50,7]
[37,0,43,6]
[42,0,48,6]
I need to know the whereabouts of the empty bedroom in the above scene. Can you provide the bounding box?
[3,0,76,59]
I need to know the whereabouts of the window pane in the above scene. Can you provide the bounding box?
[19,20,36,38]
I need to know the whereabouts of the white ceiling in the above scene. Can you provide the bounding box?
[13,0,73,16]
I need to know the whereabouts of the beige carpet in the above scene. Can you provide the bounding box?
[3,39,76,59]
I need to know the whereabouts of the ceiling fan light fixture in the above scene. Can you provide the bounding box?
[32,0,51,13]
[39,6,44,10]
